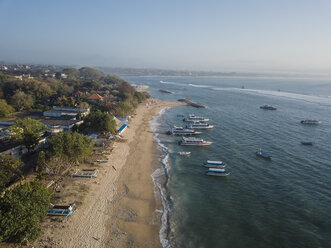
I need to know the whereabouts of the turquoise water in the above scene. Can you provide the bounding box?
[125,76,331,248]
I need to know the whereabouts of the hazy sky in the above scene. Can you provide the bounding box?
[1,0,331,73]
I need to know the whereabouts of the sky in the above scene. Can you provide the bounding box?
[0,0,331,73]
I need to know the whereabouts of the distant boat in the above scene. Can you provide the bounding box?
[178,151,191,156]
[300,120,321,125]
[206,168,230,176]
[301,141,313,145]
[178,137,213,146]
[260,105,277,110]
[241,85,245,89]
[203,160,226,168]
[256,149,272,159]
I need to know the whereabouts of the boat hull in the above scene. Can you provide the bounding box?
[206,172,230,176]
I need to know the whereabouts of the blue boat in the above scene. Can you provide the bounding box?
[206,168,230,176]
[301,141,313,145]
[203,160,226,168]
[256,149,272,159]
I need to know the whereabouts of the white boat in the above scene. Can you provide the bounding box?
[178,137,213,146]
[206,168,230,176]
[167,126,202,136]
[186,121,214,129]
[183,114,209,122]
[300,120,321,125]
[178,151,191,156]
[203,160,226,168]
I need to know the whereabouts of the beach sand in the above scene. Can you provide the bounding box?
[35,99,183,248]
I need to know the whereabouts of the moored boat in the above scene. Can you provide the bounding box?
[183,114,209,122]
[166,126,202,136]
[203,160,226,168]
[206,168,230,176]
[178,151,191,156]
[256,149,272,159]
[300,120,321,125]
[260,105,277,110]
[186,121,214,129]
[178,137,213,146]
[301,141,313,145]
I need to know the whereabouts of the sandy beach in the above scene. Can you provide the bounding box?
[34,99,183,248]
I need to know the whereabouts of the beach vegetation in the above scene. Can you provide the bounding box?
[9,118,49,152]
[0,181,53,243]
[0,99,15,117]
[46,131,94,163]
[0,154,23,192]
[78,110,117,134]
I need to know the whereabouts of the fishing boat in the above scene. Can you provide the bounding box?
[300,120,321,125]
[256,149,272,159]
[301,141,313,145]
[203,160,226,168]
[206,168,230,176]
[186,121,214,129]
[183,114,209,122]
[178,151,191,156]
[178,137,213,146]
[167,126,202,136]
[260,105,277,110]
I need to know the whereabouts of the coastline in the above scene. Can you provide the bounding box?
[35,98,183,248]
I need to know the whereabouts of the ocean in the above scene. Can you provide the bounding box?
[124,75,331,248]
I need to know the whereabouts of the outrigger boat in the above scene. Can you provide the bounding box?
[178,151,191,156]
[183,114,209,122]
[186,121,214,130]
[167,126,202,136]
[256,149,272,159]
[300,120,321,125]
[260,105,277,110]
[178,137,213,146]
[206,168,230,176]
[203,160,226,168]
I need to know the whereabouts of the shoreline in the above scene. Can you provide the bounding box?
[34,98,183,248]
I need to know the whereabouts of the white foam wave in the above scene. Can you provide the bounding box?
[188,83,213,88]
[212,87,331,106]
[150,108,172,248]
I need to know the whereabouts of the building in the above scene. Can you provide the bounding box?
[87,93,103,103]
[41,119,83,133]
[118,124,127,135]
[43,107,89,118]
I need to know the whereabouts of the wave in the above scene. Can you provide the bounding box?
[188,83,213,88]
[150,107,172,248]
[160,80,185,87]
[212,87,331,106]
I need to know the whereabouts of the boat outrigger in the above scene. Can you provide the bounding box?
[186,121,214,130]
[178,151,191,156]
[206,168,230,176]
[256,149,272,159]
[178,137,213,146]
[203,160,226,168]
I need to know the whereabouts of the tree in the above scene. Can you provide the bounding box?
[0,154,23,193]
[80,110,117,133]
[0,99,14,117]
[0,181,53,243]
[47,131,93,164]
[10,90,33,111]
[119,81,135,99]
[9,118,48,152]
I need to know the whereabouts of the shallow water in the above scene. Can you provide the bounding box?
[126,76,331,248]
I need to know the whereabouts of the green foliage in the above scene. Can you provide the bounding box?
[62,68,79,79]
[9,118,49,151]
[11,90,34,111]
[79,67,104,80]
[47,131,94,163]
[0,181,53,243]
[103,74,125,86]
[0,99,14,117]
[0,154,23,193]
[80,110,117,133]
[119,81,136,100]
